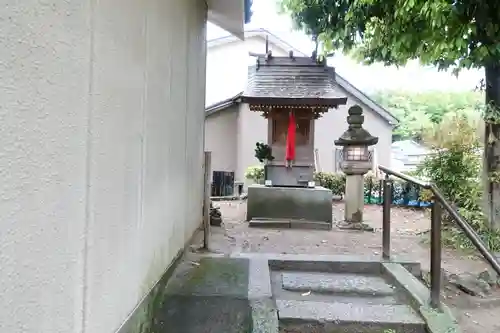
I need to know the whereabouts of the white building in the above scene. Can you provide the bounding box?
[0,1,245,333]
[391,140,432,172]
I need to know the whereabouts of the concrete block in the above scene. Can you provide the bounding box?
[246,185,333,223]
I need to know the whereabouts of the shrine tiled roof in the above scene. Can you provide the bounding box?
[241,54,347,108]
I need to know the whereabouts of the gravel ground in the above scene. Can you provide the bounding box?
[204,201,500,333]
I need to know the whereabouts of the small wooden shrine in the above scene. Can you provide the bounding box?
[243,47,348,228]
[242,50,347,187]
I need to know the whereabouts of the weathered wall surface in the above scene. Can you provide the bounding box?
[0,0,206,332]
[205,106,239,175]
[236,103,268,185]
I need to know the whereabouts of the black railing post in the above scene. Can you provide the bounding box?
[430,199,442,309]
[382,176,392,260]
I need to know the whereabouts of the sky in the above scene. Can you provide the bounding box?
[207,0,484,93]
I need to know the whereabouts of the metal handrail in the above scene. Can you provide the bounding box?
[379,165,431,189]
[431,184,500,274]
[378,165,500,309]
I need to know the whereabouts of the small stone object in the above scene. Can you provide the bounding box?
[209,201,223,227]
[478,270,498,287]
[448,272,492,296]
[337,221,374,232]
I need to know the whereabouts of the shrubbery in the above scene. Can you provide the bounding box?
[244,165,265,183]
[313,172,346,197]
[418,113,500,251]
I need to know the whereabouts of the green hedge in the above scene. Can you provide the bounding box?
[314,171,430,207]
[314,171,381,199]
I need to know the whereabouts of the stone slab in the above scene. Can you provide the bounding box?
[249,218,332,230]
[290,220,332,230]
[281,272,395,296]
[277,300,425,331]
[279,321,425,333]
[231,253,421,277]
[246,185,333,223]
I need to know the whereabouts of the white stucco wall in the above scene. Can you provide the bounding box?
[206,35,289,106]
[236,103,268,184]
[205,106,239,175]
[0,1,207,333]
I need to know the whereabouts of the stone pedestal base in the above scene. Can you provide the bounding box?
[344,175,365,223]
[337,221,374,232]
[246,185,332,229]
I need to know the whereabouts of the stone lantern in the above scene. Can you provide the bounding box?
[335,105,378,229]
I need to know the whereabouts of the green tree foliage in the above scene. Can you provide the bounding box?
[280,0,500,230]
[371,90,484,141]
[280,0,500,72]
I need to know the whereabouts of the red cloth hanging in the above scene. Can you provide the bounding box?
[285,112,296,161]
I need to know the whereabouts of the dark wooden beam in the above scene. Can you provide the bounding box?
[242,96,348,108]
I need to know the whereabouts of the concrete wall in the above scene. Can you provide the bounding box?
[0,1,207,332]
[205,105,239,175]
[236,103,268,185]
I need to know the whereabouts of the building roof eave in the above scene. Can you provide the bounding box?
[205,92,243,116]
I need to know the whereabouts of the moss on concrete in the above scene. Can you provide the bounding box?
[118,248,183,333]
[165,257,250,298]
[118,257,252,333]
[419,306,461,333]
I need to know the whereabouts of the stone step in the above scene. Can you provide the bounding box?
[249,218,332,230]
[281,272,396,296]
[277,299,426,333]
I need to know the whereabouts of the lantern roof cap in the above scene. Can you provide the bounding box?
[335,105,379,146]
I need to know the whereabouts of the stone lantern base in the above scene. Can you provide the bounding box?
[339,161,374,232]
